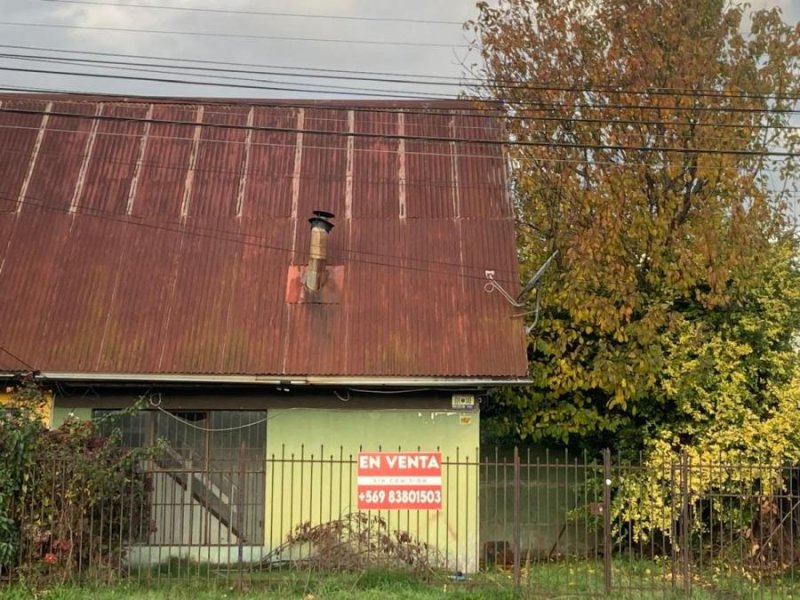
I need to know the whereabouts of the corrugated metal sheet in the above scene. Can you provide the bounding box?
[0,95,527,378]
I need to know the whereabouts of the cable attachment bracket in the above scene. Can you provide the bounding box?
[483,250,559,334]
[484,270,527,307]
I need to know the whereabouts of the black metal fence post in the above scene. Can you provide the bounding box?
[603,449,612,595]
[512,446,521,590]
[680,450,692,597]
[237,441,247,582]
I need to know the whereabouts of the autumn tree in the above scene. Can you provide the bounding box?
[470,0,800,459]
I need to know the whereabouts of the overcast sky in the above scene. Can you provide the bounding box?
[0,0,798,100]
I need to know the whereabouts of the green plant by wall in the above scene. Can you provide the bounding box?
[0,379,48,567]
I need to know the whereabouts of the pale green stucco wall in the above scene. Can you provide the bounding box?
[47,399,482,571]
[51,406,92,426]
[264,407,480,572]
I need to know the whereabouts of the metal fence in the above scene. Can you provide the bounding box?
[4,446,800,598]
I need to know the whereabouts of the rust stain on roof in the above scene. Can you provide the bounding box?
[0,95,527,379]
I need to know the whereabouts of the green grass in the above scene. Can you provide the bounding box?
[0,572,513,600]
[3,561,800,600]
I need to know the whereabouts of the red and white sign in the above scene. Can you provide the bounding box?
[357,452,442,510]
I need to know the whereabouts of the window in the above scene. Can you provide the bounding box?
[94,409,267,545]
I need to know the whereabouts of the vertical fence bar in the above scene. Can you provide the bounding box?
[512,447,521,590]
[603,449,612,596]
[680,451,691,597]
[237,441,246,583]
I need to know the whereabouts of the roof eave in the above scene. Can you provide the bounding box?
[0,371,531,387]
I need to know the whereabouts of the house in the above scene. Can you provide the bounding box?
[0,94,528,571]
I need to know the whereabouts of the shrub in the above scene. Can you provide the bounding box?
[0,380,157,585]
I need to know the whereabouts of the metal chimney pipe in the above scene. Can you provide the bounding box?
[305,210,335,291]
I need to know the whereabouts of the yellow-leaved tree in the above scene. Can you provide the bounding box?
[471,0,800,546]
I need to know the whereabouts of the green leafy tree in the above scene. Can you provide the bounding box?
[471,0,800,459]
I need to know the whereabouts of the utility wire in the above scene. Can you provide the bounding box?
[0,144,511,190]
[1,82,798,137]
[0,105,795,157]
[0,21,469,49]
[1,65,796,117]
[0,54,454,99]
[0,65,453,100]
[6,52,800,107]
[0,345,38,372]
[0,43,465,82]
[0,119,789,168]
[146,394,273,431]
[0,191,522,283]
[1,43,798,103]
[1,126,789,178]
[40,0,465,26]
[0,133,793,188]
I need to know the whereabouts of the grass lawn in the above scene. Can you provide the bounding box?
[0,571,516,600]
[1,562,798,599]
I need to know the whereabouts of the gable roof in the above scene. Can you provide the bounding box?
[0,94,528,383]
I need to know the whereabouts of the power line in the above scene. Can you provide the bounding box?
[0,125,505,163]
[0,104,795,158]
[2,186,795,297]
[1,82,798,139]
[0,50,469,97]
[2,63,797,119]
[0,117,791,169]
[0,190,522,284]
[0,65,450,100]
[6,52,800,108]
[39,0,465,26]
[0,54,453,99]
[2,127,795,209]
[0,131,794,189]
[0,20,469,49]
[0,345,38,372]
[0,143,511,191]
[1,43,797,103]
[0,43,465,82]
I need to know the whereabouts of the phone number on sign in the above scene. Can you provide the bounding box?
[360,490,442,505]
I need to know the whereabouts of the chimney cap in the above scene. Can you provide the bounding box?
[309,216,334,233]
[312,210,335,219]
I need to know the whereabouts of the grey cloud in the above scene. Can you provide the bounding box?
[0,0,796,98]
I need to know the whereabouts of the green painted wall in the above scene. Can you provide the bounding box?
[264,408,480,572]
[47,397,482,571]
[51,406,92,426]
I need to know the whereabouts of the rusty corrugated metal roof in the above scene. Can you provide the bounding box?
[0,94,528,380]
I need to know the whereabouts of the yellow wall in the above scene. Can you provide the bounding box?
[264,407,480,572]
[0,391,53,426]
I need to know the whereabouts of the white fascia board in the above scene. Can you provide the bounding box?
[0,371,531,387]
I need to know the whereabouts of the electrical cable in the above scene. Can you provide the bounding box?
[1,42,797,103]
[39,0,465,26]
[0,65,796,134]
[0,43,468,82]
[0,65,453,100]
[0,190,524,284]
[6,52,800,117]
[0,53,455,99]
[1,141,791,194]
[146,394,272,431]
[0,100,787,165]
[0,65,795,116]
[3,82,797,138]
[0,345,38,372]
[0,21,469,49]
[0,105,794,157]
